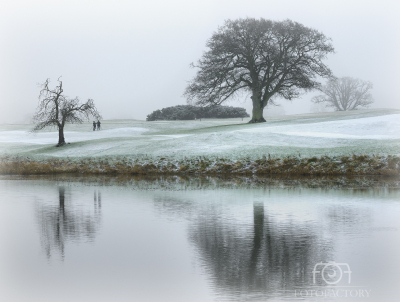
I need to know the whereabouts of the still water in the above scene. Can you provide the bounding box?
[0,176,399,302]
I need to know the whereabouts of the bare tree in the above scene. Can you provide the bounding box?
[312,77,374,111]
[32,77,101,146]
[184,18,334,123]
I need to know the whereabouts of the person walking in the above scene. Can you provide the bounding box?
[97,120,101,130]
[93,121,96,131]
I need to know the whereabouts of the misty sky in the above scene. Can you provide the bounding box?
[1,0,399,123]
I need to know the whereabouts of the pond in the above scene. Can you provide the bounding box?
[0,176,399,302]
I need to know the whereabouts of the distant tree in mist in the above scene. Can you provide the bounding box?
[310,102,330,113]
[312,77,374,111]
[32,77,101,146]
[184,18,334,123]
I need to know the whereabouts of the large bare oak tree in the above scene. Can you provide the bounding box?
[32,78,101,146]
[184,18,335,123]
[311,77,374,111]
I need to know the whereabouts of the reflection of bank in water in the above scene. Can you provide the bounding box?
[35,187,102,259]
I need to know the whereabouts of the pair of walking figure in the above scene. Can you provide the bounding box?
[93,120,101,131]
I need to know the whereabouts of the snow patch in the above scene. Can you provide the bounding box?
[0,127,148,144]
[237,114,400,140]
[0,111,399,158]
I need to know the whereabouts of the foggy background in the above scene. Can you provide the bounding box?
[0,0,399,124]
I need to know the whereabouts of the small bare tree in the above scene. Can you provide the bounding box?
[32,77,101,146]
[312,77,374,111]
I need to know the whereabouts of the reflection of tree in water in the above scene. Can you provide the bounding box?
[36,187,102,259]
[188,203,332,300]
[152,193,333,300]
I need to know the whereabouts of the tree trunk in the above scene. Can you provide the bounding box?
[57,187,65,258]
[251,202,264,262]
[57,126,65,146]
[249,93,266,123]
[249,202,264,282]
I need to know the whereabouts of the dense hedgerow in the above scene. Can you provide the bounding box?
[1,155,399,177]
[146,105,249,121]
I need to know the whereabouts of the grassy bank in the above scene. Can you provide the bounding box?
[1,109,399,160]
[1,155,399,177]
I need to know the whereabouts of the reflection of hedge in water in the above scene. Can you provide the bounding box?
[8,174,400,190]
[146,105,249,121]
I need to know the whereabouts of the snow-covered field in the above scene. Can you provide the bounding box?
[0,109,399,159]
